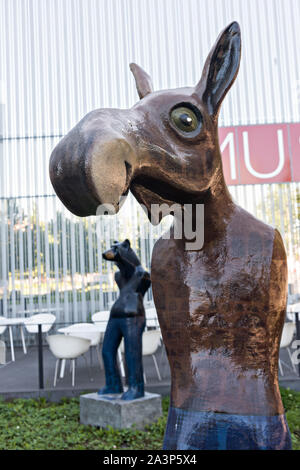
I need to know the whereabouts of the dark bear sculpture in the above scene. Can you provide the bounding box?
[98,239,151,400]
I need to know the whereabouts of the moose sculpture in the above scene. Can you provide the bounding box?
[50,22,291,449]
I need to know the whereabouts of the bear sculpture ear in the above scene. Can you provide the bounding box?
[124,239,131,247]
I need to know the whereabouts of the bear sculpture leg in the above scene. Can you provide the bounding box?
[98,316,146,399]
[121,316,145,400]
[98,318,124,395]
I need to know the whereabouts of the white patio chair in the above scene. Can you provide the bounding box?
[60,322,102,368]
[120,329,162,383]
[23,313,56,334]
[145,308,160,329]
[47,334,91,387]
[0,339,6,365]
[0,318,7,362]
[145,308,166,366]
[279,322,296,375]
[286,303,300,322]
[142,329,162,382]
[92,311,110,331]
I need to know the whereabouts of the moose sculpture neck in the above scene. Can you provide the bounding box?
[171,163,235,248]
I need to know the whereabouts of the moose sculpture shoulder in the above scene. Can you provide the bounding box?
[50,22,291,449]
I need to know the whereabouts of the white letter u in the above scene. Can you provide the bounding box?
[243,129,285,179]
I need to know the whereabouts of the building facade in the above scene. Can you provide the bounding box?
[0,0,299,321]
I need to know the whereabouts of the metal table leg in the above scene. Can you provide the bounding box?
[8,326,15,362]
[60,359,66,378]
[20,325,27,354]
[295,312,300,377]
[38,324,44,389]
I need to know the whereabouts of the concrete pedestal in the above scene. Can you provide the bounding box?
[80,392,162,430]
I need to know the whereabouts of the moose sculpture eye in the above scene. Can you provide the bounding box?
[170,105,201,134]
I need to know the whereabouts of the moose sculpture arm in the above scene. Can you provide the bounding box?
[49,22,291,450]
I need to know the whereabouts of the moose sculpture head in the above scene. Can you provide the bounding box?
[50,21,240,222]
[50,22,291,450]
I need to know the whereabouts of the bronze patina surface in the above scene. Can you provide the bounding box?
[49,22,291,449]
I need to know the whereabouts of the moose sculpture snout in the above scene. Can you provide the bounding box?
[49,108,136,216]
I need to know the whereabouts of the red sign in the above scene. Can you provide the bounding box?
[289,124,300,182]
[218,127,238,185]
[219,123,300,185]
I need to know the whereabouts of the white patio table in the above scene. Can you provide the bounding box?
[57,324,126,378]
[0,317,28,362]
[286,303,300,377]
[0,308,62,363]
[287,302,300,321]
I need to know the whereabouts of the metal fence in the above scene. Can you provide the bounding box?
[0,0,299,322]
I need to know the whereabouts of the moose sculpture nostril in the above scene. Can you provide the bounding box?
[55,161,63,177]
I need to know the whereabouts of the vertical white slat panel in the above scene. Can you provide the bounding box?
[293,183,300,293]
[61,0,77,132]
[260,185,267,224]
[269,3,286,124]
[42,149,51,311]
[78,219,87,320]
[26,196,34,313]
[8,199,16,316]
[17,203,25,313]
[52,0,66,134]
[92,219,100,309]
[88,218,95,317]
[104,218,113,308]
[34,200,42,312]
[60,207,69,323]
[288,0,300,122]
[269,184,276,227]
[130,194,138,253]
[139,208,147,271]
[287,184,296,261]
[5,1,16,138]
[0,0,299,323]
[69,215,78,322]
[0,198,8,315]
[278,184,286,241]
[274,0,292,123]
[52,197,60,313]
[65,212,72,319]
[96,216,104,312]
[1,0,300,135]
[277,0,295,123]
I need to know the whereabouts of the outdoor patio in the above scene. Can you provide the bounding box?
[0,338,299,400]
[0,340,172,400]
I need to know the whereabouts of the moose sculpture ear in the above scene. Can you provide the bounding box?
[130,63,153,99]
[195,21,241,117]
